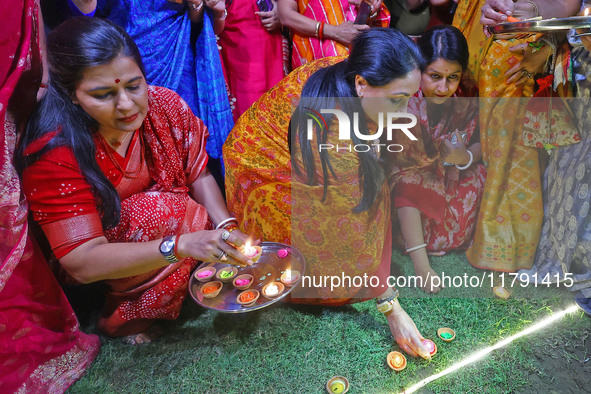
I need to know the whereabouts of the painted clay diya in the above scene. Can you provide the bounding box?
[280,269,300,287]
[437,327,456,342]
[387,351,407,371]
[216,266,238,283]
[422,338,437,357]
[200,281,223,298]
[194,267,216,282]
[232,274,254,290]
[326,376,349,394]
[493,286,511,299]
[236,289,260,307]
[239,242,262,263]
[262,282,285,299]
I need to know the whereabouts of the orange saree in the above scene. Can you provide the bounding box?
[224,57,391,305]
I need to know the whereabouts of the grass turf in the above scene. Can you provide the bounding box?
[68,250,590,393]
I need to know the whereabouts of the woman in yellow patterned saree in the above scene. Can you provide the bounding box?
[453,0,580,272]
[224,28,433,359]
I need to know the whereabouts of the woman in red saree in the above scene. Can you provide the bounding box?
[17,17,251,343]
[0,1,99,391]
[389,26,486,293]
[224,28,432,359]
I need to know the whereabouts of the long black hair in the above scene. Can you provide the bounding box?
[417,25,469,72]
[290,28,424,213]
[16,17,146,229]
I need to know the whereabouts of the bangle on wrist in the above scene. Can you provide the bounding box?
[215,217,238,230]
[216,8,227,20]
[455,149,473,170]
[314,21,320,38]
[173,234,182,260]
[319,21,325,40]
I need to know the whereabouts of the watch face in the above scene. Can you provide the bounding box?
[160,238,175,254]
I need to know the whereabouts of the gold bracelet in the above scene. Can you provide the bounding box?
[315,21,320,38]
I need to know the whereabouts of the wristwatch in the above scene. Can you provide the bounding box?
[159,235,180,264]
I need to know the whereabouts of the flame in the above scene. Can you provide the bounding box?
[585,7,589,16]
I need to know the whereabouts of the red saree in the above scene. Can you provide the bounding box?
[390,92,486,252]
[22,86,211,337]
[0,0,99,391]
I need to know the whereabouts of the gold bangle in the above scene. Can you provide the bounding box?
[315,21,320,38]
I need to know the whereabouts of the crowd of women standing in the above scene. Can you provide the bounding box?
[1,0,589,391]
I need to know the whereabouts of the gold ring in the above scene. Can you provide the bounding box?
[521,69,533,79]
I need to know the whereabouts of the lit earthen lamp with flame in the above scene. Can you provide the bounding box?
[280,269,300,287]
[239,241,262,263]
[262,282,285,299]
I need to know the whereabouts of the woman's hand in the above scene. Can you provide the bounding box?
[386,300,431,359]
[440,130,470,166]
[324,21,369,46]
[256,0,281,32]
[204,0,226,13]
[582,34,591,53]
[480,0,514,26]
[504,41,550,85]
[348,0,382,14]
[177,229,253,267]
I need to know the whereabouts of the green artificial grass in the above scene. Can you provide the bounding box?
[68,251,590,393]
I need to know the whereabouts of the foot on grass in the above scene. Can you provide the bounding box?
[121,324,164,345]
[427,250,446,256]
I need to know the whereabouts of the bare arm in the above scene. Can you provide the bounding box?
[481,0,581,25]
[204,0,226,35]
[277,0,369,45]
[189,167,231,226]
[187,0,206,23]
[58,168,250,284]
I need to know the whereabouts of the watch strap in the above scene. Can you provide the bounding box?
[160,235,180,264]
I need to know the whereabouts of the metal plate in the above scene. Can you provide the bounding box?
[189,242,306,313]
[487,16,591,35]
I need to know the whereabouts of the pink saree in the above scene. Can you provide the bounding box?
[218,0,286,121]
